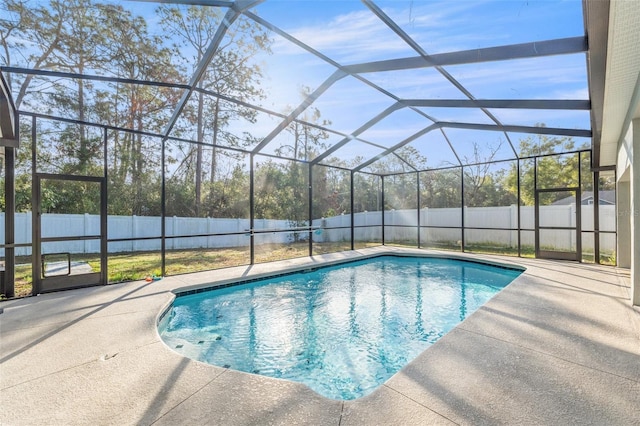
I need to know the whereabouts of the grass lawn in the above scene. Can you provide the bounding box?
[4,241,616,299]
[7,242,378,298]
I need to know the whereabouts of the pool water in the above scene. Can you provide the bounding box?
[159,255,522,400]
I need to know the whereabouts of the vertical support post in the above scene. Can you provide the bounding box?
[594,169,601,264]
[3,145,15,298]
[534,157,539,258]
[613,168,618,266]
[31,116,41,294]
[381,175,385,246]
[460,166,465,252]
[161,138,166,277]
[308,164,313,256]
[631,118,640,306]
[517,159,522,257]
[577,152,582,261]
[350,170,354,250]
[249,153,255,264]
[101,127,108,284]
[416,171,421,249]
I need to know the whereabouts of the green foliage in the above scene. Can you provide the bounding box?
[0,2,593,226]
[203,163,250,218]
[385,173,418,210]
[353,172,381,213]
[503,134,590,205]
[253,159,308,225]
[420,168,460,208]
[158,4,271,217]
[312,166,351,219]
[1,0,273,217]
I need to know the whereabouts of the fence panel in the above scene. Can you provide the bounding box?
[0,205,617,256]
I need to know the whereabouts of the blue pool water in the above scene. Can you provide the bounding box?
[159,255,522,400]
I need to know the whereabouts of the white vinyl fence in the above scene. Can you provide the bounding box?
[318,205,616,252]
[0,204,616,256]
[2,213,295,256]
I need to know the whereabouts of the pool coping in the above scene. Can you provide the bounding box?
[1,247,639,425]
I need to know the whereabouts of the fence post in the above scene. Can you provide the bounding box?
[132,215,137,252]
[0,213,4,257]
[84,213,90,253]
[173,216,178,250]
[26,211,32,257]
[0,213,4,258]
[423,207,428,246]
[17,213,26,255]
[207,217,212,249]
[462,206,466,250]
[510,204,517,248]
[570,203,575,251]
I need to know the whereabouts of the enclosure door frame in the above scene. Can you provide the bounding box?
[535,187,582,261]
[33,173,107,293]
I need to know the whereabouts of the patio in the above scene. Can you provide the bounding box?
[1,248,638,425]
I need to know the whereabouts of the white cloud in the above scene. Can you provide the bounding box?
[279,9,415,63]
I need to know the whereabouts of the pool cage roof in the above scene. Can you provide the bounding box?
[0,0,604,176]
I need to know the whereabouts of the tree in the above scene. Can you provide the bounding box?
[353,170,381,213]
[503,133,589,205]
[39,0,115,175]
[95,4,180,215]
[253,159,289,219]
[1,0,111,213]
[1,0,67,108]
[312,165,350,219]
[203,161,250,218]
[421,168,460,208]
[1,0,185,215]
[265,85,335,231]
[364,146,426,210]
[277,86,332,161]
[456,139,516,207]
[159,5,271,217]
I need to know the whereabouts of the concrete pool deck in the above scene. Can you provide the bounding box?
[1,247,639,425]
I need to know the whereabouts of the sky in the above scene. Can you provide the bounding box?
[243,0,590,168]
[7,0,590,171]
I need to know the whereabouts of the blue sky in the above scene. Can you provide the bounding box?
[242,0,589,168]
[9,0,590,170]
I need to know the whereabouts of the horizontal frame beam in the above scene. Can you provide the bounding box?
[352,121,591,173]
[402,99,591,110]
[344,36,587,74]
[134,0,233,7]
[441,122,592,138]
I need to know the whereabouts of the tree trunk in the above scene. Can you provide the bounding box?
[209,98,220,217]
[77,65,87,171]
[195,90,204,217]
[134,114,144,215]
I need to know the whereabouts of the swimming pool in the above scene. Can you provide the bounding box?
[158,255,523,400]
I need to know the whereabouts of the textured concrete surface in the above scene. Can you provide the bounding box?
[1,247,639,425]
